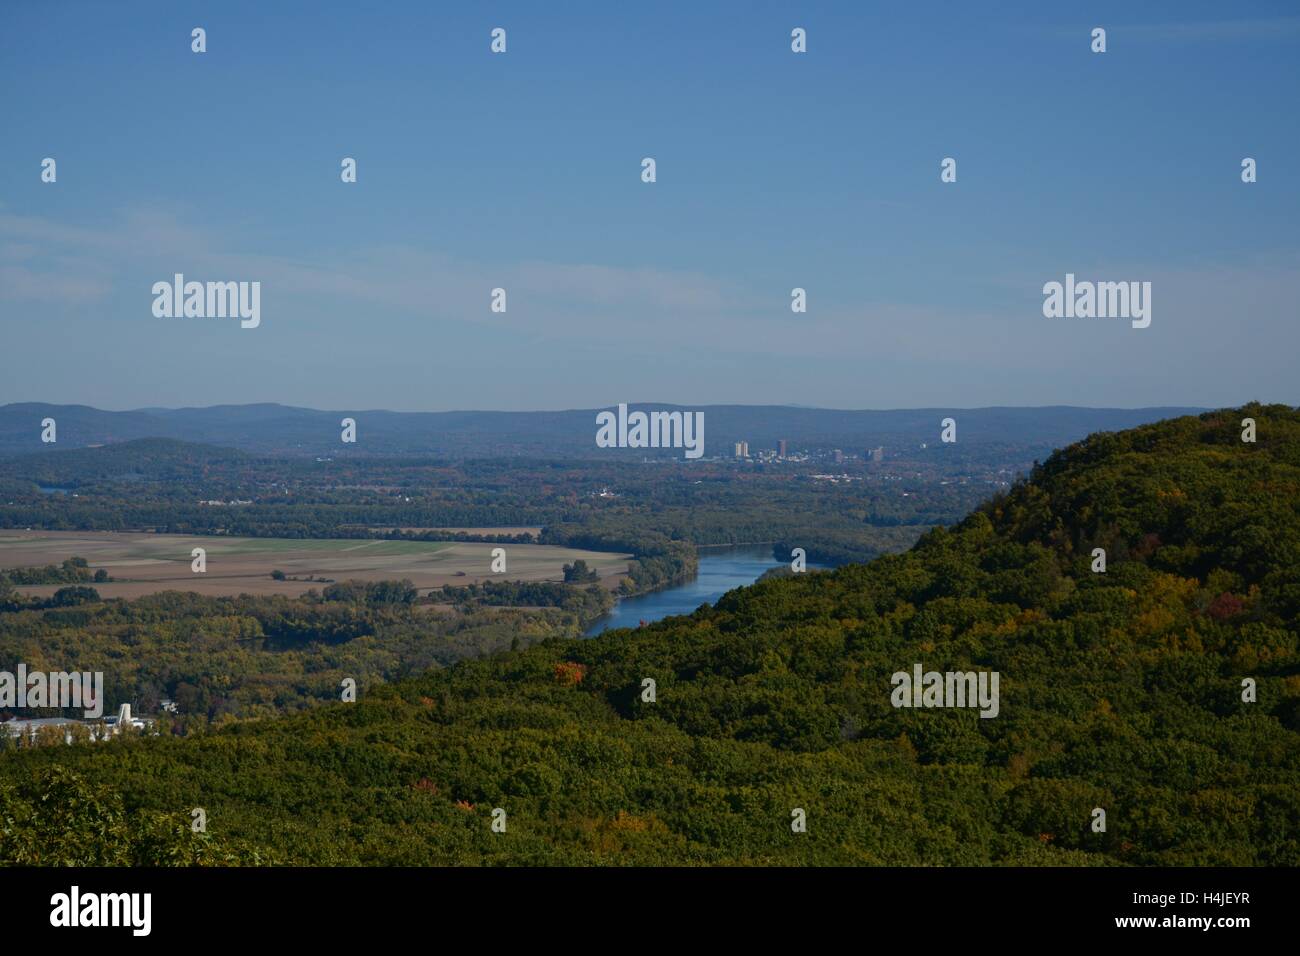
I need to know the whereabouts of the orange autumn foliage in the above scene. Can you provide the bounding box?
[553,661,587,686]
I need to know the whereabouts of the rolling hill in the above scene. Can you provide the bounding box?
[0,402,1207,460]
[1,403,1296,866]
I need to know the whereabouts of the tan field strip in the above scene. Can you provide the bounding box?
[364,526,544,536]
[0,530,629,599]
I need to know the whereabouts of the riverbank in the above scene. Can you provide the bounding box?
[585,544,787,636]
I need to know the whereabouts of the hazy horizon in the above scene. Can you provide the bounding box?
[1,398,1221,416]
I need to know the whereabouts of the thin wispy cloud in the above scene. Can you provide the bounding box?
[1122,17,1300,42]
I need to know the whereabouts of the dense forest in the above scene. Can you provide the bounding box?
[0,588,598,725]
[1,404,1295,865]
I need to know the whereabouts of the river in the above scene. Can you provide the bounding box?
[585,544,795,636]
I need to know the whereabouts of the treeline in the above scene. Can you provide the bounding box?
[0,583,102,613]
[321,579,418,605]
[369,528,538,545]
[540,524,698,595]
[441,580,613,620]
[0,556,108,586]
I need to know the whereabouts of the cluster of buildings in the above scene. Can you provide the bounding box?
[731,440,887,464]
[2,703,157,746]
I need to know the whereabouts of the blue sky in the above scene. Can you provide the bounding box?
[1,0,1296,411]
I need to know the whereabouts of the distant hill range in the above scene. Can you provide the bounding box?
[0,402,1209,460]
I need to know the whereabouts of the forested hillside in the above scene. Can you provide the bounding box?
[2,404,1297,866]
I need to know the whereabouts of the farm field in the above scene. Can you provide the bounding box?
[0,530,630,599]
[363,526,544,536]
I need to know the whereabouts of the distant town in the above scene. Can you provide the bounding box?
[731,439,886,465]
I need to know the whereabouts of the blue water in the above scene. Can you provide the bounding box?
[585,544,789,636]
